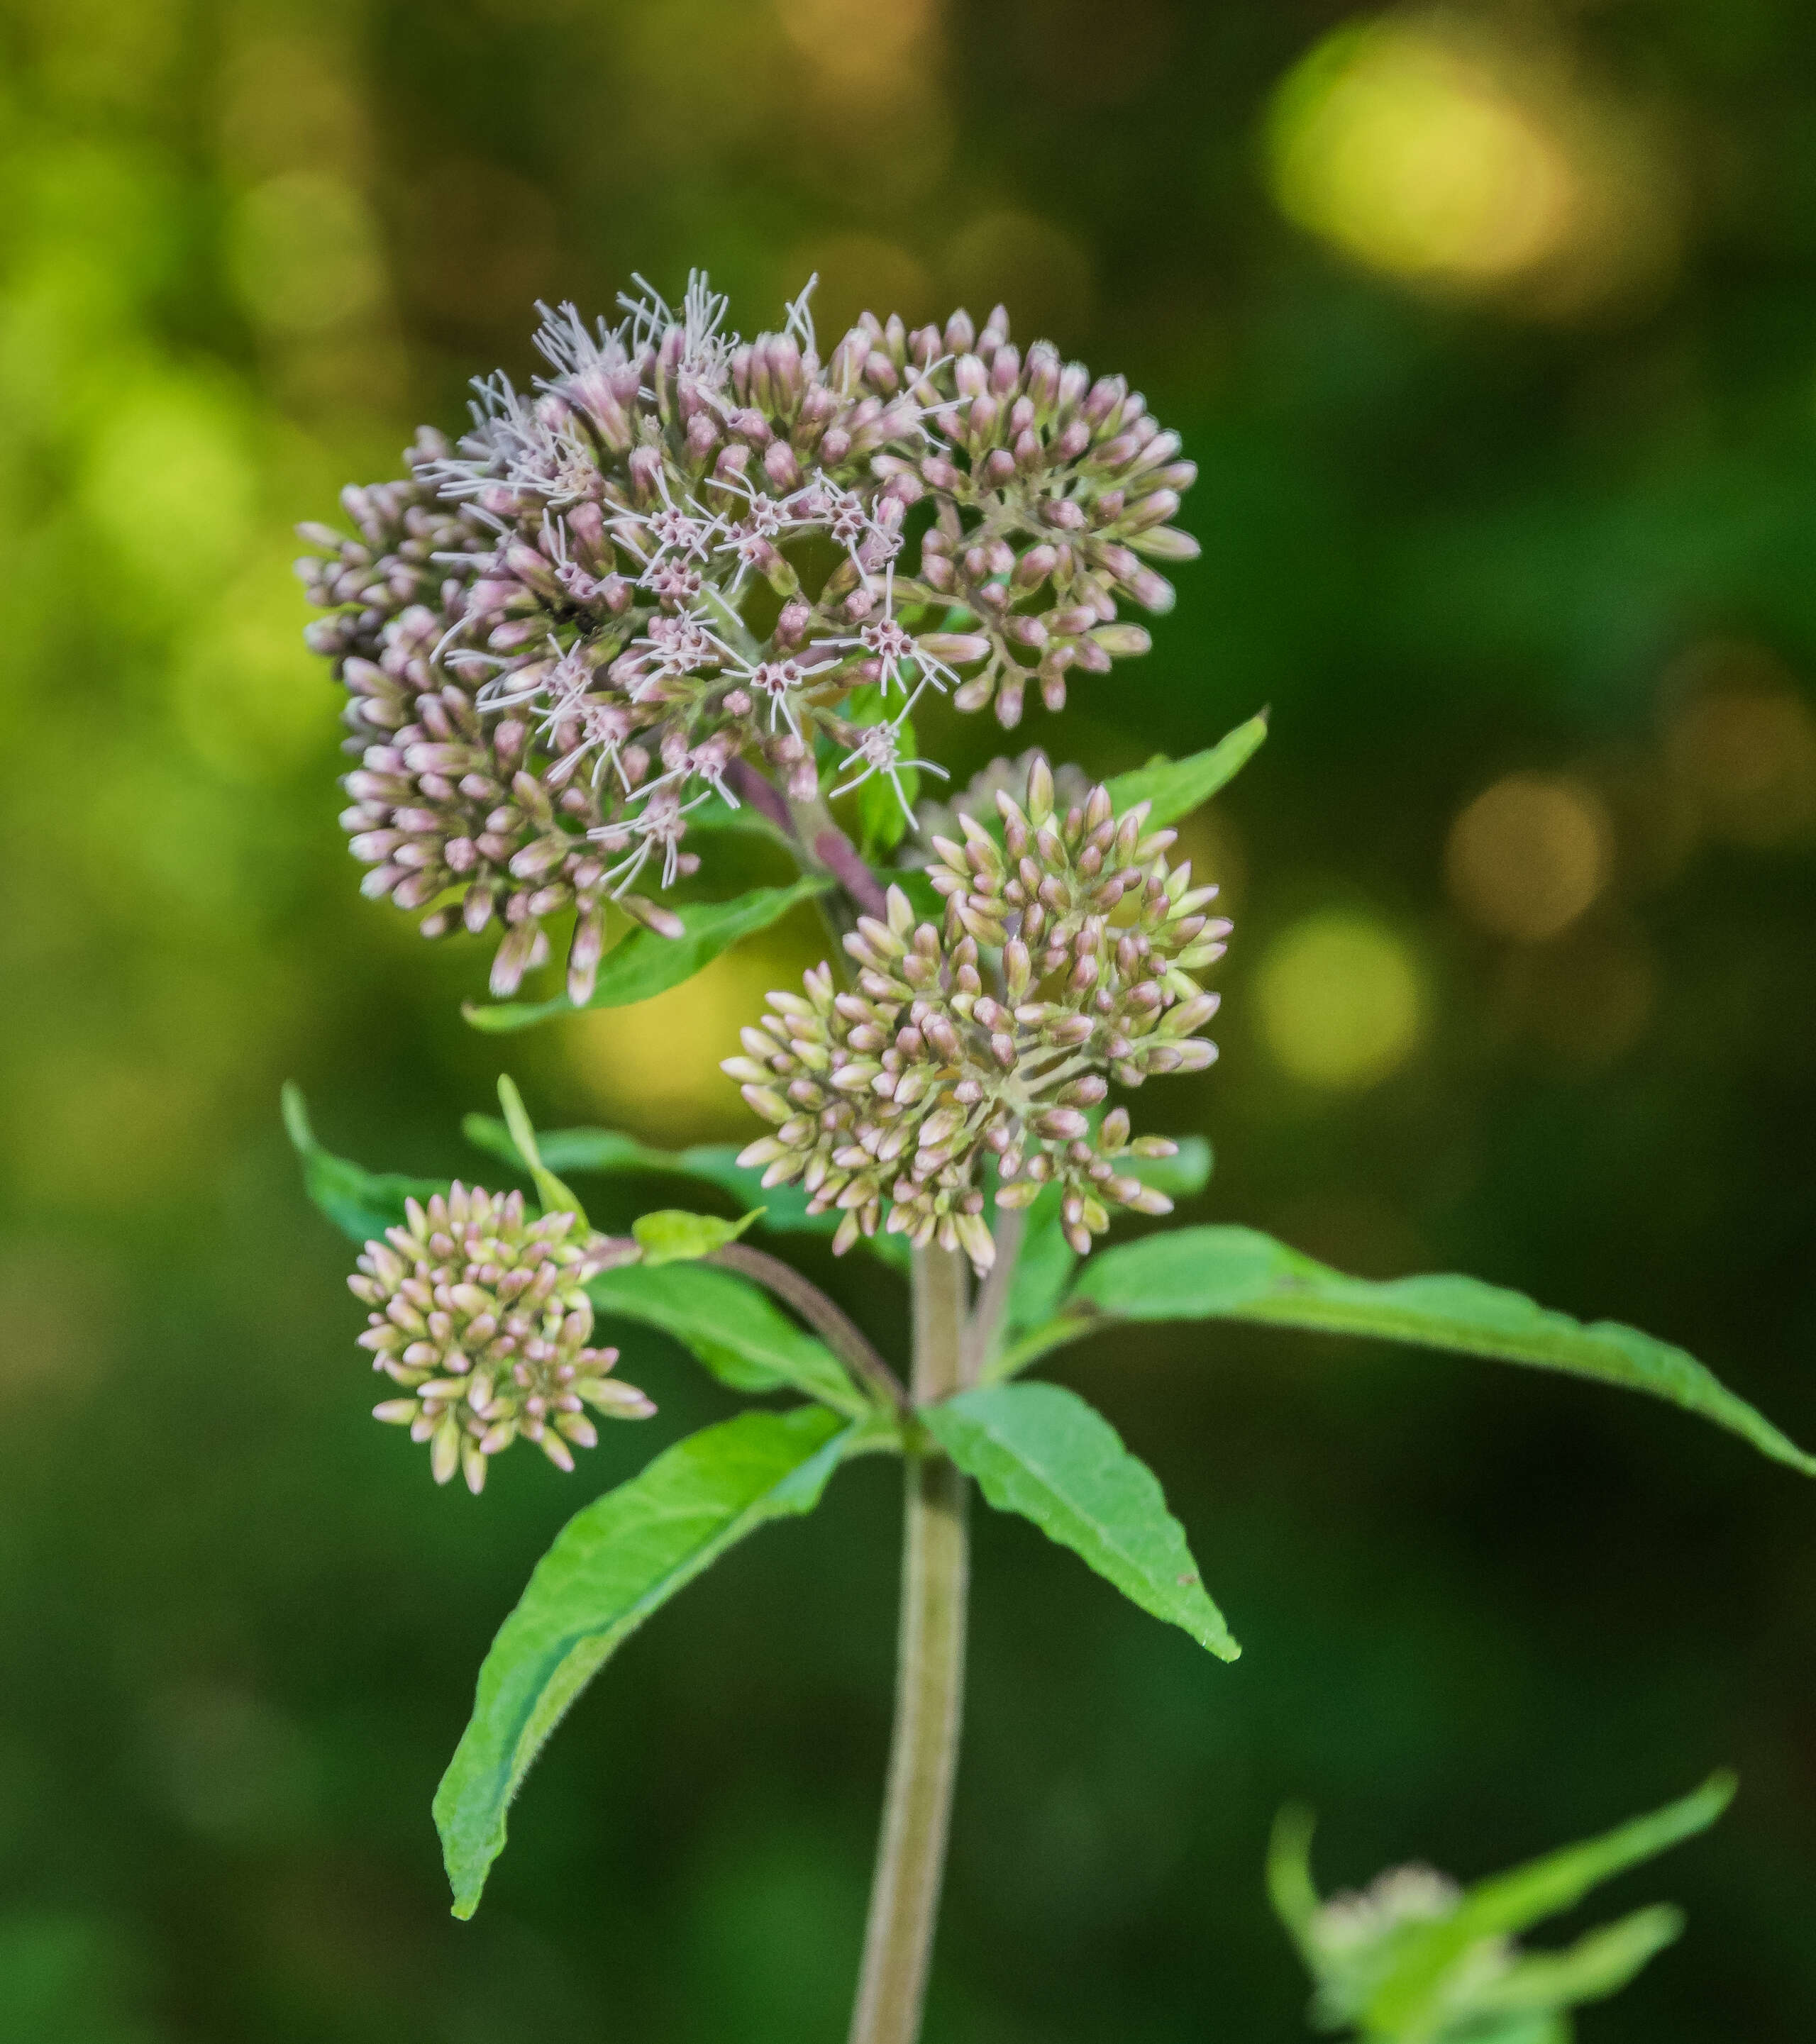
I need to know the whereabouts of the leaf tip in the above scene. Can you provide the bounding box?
[279,1081,311,1153]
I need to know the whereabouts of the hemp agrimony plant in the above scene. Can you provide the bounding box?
[289,276,1811,2043]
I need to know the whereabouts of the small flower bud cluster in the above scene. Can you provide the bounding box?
[902,748,1093,869]
[726,760,1229,1270]
[299,274,1196,999]
[350,1184,652,1493]
[885,306,1199,726]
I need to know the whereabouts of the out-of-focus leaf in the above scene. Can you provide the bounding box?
[1432,1772,1734,1950]
[464,1116,913,1274]
[589,1260,867,1416]
[435,1406,854,1918]
[1369,1774,1732,2035]
[463,877,832,1032]
[1101,710,1268,825]
[631,1207,761,1265]
[1275,1774,1729,2042]
[1001,1226,1816,1479]
[923,1382,1239,1660]
[282,1084,443,1247]
[1466,1906,1685,2020]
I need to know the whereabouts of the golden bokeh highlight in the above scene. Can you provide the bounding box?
[563,932,817,1140]
[1255,911,1427,1090]
[773,0,943,92]
[1266,13,1678,316]
[1445,773,1613,941]
[1662,641,1816,848]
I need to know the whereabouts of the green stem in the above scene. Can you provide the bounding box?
[848,1245,970,2044]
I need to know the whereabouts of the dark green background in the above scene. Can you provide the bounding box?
[2,0,1813,2037]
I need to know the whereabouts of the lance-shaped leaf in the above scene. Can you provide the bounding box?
[589,1260,868,1416]
[282,1084,444,1246]
[997,1226,1816,1479]
[923,1382,1239,1660]
[436,1406,856,1918]
[463,1116,913,1275]
[1102,709,1268,826]
[463,877,832,1033]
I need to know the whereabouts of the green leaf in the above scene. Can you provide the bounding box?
[1439,1771,1734,1948]
[589,1260,868,1416]
[1102,709,1269,826]
[1266,1804,1323,1953]
[1368,1773,1733,2032]
[464,877,833,1032]
[435,1406,853,1917]
[1466,1906,1685,2020]
[631,1207,761,1265]
[463,1116,913,1274]
[495,1074,586,1223]
[1004,1182,1078,1338]
[923,1382,1240,1660]
[1001,1226,1816,1479]
[281,1084,444,1247]
[840,682,921,859]
[683,792,793,844]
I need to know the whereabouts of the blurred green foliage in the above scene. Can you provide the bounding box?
[1,0,1813,2038]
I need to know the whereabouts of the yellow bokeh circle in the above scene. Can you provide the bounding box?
[1256,911,1427,1089]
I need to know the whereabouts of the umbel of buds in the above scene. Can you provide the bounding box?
[350,1185,652,1493]
[727,757,1229,1269]
[298,273,1198,1004]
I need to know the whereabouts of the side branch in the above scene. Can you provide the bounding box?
[707,1240,909,1415]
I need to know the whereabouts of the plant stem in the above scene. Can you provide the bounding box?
[848,1245,970,2044]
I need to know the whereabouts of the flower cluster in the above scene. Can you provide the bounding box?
[726,758,1229,1268]
[299,274,1198,1001]
[350,1184,652,1493]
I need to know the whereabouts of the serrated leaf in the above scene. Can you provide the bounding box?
[463,877,833,1033]
[999,1226,1816,1479]
[1101,710,1268,826]
[923,1382,1239,1660]
[282,1084,445,1246]
[463,1116,914,1274]
[589,1260,868,1416]
[631,1207,761,1265]
[435,1406,853,1917]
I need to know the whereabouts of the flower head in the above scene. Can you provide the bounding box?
[726,757,1229,1269]
[350,1184,652,1493]
[299,279,1197,1000]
